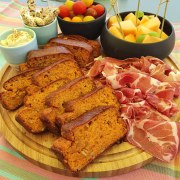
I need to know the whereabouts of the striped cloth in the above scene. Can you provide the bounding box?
[0,1,180,179]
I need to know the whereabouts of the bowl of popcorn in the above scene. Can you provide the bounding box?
[0,28,38,66]
[20,0,59,45]
[57,0,106,39]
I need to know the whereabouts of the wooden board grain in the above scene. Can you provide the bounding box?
[0,57,179,178]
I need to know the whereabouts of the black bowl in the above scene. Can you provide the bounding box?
[57,2,106,40]
[100,11,175,59]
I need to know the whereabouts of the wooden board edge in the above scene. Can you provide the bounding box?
[0,104,154,177]
[0,107,154,178]
[1,120,153,178]
[168,54,180,70]
[0,64,9,80]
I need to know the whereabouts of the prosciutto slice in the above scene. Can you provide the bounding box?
[106,72,160,94]
[146,94,179,117]
[120,101,171,122]
[87,56,180,162]
[87,56,141,77]
[154,82,175,101]
[150,64,180,82]
[127,119,179,162]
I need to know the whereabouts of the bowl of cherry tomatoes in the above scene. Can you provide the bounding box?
[57,0,106,39]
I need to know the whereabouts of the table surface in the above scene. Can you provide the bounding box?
[47,0,180,22]
[6,0,180,22]
[0,1,180,180]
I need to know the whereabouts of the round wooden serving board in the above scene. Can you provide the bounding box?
[0,57,179,178]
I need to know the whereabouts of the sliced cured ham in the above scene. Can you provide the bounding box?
[154,82,175,101]
[87,56,180,162]
[127,119,179,162]
[106,72,160,94]
[146,94,179,117]
[150,62,180,82]
[121,88,143,101]
[87,56,140,77]
[89,56,180,94]
[169,82,180,97]
[114,90,129,104]
[120,101,151,121]
[102,62,119,77]
[120,101,171,122]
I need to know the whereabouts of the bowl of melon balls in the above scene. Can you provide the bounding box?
[57,0,106,39]
[100,11,175,59]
